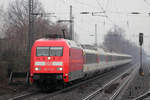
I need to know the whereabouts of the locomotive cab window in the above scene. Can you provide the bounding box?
[36,47,49,56]
[36,47,63,56]
[50,47,63,56]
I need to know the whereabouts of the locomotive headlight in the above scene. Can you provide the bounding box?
[57,67,63,71]
[48,57,51,60]
[59,67,63,71]
[35,67,40,71]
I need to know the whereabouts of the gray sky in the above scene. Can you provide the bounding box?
[42,0,150,54]
[1,0,150,54]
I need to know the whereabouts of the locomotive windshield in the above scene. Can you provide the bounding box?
[49,47,63,56]
[36,47,63,56]
[36,47,49,56]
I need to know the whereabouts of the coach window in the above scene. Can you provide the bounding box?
[50,47,63,56]
[85,53,97,64]
[36,47,49,56]
[99,55,105,61]
[107,55,112,61]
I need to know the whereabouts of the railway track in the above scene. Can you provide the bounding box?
[133,91,150,100]
[82,63,139,100]
[109,64,138,100]
[8,91,39,100]
[35,63,134,100]
[7,63,133,100]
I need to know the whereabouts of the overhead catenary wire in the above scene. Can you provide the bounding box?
[104,0,110,12]
[95,0,106,12]
[72,0,98,9]
[144,0,150,7]
[95,0,121,28]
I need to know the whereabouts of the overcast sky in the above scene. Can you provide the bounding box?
[1,0,150,54]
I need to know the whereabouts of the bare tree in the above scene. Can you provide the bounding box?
[1,0,69,72]
[3,0,69,55]
[3,0,44,55]
[103,26,125,53]
[0,5,5,38]
[103,26,146,62]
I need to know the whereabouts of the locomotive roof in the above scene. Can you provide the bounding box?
[66,40,82,49]
[36,38,65,41]
[35,38,82,49]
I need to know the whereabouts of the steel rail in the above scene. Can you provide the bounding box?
[8,91,39,100]
[133,63,150,100]
[37,64,130,100]
[133,91,150,100]
[82,64,138,100]
[8,63,133,100]
[109,65,139,100]
[8,66,116,100]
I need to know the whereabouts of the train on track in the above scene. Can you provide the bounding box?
[30,38,132,91]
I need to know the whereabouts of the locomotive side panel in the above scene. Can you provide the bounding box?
[68,48,84,81]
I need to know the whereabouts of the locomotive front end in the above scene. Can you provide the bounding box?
[30,39,69,91]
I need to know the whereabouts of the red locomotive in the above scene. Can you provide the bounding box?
[30,38,132,91]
